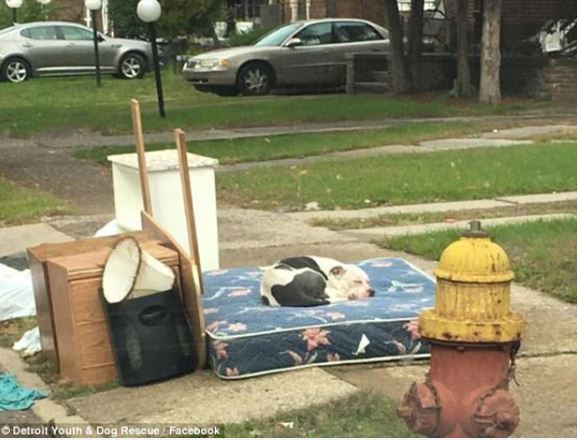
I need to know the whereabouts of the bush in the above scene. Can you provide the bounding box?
[227,27,272,47]
[108,0,224,40]
[0,2,59,30]
[108,0,145,39]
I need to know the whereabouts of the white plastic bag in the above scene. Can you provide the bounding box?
[0,264,36,321]
[94,219,126,237]
[12,327,41,356]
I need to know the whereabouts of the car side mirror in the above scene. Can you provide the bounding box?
[97,34,105,43]
[285,37,302,48]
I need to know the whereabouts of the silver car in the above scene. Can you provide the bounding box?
[0,21,153,83]
[183,18,389,96]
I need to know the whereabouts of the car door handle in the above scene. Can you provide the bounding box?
[22,43,33,48]
[67,43,76,47]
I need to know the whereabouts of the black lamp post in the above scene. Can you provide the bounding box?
[6,0,22,25]
[86,0,102,87]
[137,0,165,118]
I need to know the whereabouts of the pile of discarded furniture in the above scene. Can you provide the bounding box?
[28,101,207,387]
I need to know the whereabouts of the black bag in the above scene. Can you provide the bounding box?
[103,289,197,386]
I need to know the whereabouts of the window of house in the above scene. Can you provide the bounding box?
[21,26,58,40]
[289,0,309,22]
[296,0,307,20]
[334,22,383,43]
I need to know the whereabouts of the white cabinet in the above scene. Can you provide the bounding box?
[108,150,220,270]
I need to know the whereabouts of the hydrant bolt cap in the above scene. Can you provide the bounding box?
[462,220,489,238]
[472,388,520,437]
[397,382,440,436]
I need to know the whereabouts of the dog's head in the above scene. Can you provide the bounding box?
[327,264,374,300]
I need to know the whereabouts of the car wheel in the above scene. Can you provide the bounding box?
[119,53,146,79]
[237,63,273,96]
[1,58,31,83]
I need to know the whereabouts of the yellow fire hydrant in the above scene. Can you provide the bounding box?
[398,221,526,437]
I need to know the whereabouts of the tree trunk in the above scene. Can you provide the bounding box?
[479,0,503,104]
[456,0,473,98]
[384,0,411,94]
[407,0,425,88]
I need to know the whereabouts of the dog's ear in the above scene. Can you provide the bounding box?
[330,266,345,277]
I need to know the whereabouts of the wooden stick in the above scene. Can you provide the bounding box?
[131,99,153,215]
[174,128,204,294]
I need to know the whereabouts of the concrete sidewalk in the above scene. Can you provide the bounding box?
[289,191,577,222]
[218,137,532,173]
[0,223,72,257]
[342,213,575,240]
[0,115,574,151]
[215,123,574,172]
[1,191,572,257]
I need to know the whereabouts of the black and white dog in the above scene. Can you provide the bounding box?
[260,256,375,307]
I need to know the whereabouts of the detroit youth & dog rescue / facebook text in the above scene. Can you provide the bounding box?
[2,423,222,437]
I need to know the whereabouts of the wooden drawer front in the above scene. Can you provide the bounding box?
[70,278,107,325]
[54,263,181,386]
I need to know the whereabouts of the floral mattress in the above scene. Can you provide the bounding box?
[202,258,435,379]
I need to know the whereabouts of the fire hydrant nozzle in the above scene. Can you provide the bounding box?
[398,220,527,438]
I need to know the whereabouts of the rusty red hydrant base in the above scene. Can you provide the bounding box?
[397,222,526,437]
[398,342,520,438]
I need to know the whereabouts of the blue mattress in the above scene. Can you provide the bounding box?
[203,258,435,379]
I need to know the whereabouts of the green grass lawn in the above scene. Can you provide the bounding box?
[0,73,536,137]
[217,141,576,211]
[224,391,417,438]
[74,120,485,165]
[0,176,69,226]
[375,218,577,303]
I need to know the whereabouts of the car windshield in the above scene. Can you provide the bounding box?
[254,22,303,47]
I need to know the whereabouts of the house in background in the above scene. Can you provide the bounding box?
[261,0,574,40]
[443,0,576,51]
[259,0,575,55]
[53,0,110,33]
[53,0,575,51]
[260,0,438,27]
